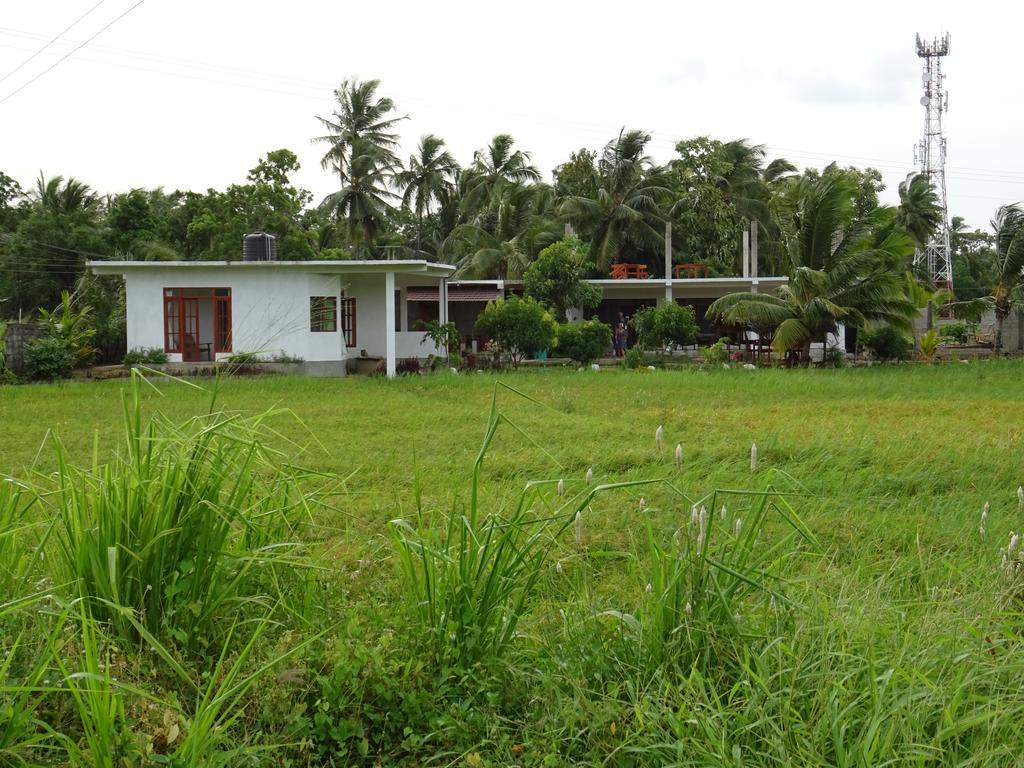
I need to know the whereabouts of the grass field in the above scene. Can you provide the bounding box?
[2,362,1024,765]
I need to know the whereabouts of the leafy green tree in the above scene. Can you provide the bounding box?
[523,237,602,321]
[668,138,796,275]
[107,188,156,255]
[630,303,698,352]
[475,296,557,367]
[949,215,997,299]
[393,135,460,256]
[553,149,598,200]
[559,129,670,271]
[0,174,104,315]
[556,319,611,364]
[0,171,24,230]
[708,174,917,362]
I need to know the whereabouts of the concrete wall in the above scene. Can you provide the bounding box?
[3,322,46,374]
[125,268,347,363]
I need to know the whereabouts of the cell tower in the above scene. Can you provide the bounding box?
[913,33,953,290]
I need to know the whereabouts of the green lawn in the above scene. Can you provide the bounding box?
[2,362,1024,765]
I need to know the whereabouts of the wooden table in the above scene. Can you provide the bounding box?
[610,263,649,279]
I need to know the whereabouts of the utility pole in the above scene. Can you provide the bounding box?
[913,33,953,291]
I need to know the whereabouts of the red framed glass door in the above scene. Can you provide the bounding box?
[181,298,200,361]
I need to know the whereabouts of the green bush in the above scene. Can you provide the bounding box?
[556,319,612,364]
[862,325,912,361]
[939,321,977,345]
[823,345,845,368]
[22,336,75,381]
[701,338,730,366]
[630,303,698,351]
[123,347,168,365]
[475,296,558,367]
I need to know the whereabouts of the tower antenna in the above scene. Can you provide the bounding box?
[913,33,953,291]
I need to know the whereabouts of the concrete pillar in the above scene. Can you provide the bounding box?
[664,220,673,303]
[439,277,450,356]
[742,230,750,278]
[750,220,759,278]
[384,271,396,378]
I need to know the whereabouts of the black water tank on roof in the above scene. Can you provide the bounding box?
[242,232,278,261]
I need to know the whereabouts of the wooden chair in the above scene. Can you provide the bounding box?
[674,262,711,279]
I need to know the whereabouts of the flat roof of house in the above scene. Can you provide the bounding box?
[86,259,456,278]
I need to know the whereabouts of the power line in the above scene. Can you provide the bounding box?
[0,0,146,105]
[0,0,107,85]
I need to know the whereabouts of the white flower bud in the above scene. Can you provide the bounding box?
[751,442,758,471]
[555,560,563,575]
[734,518,742,537]
[655,425,664,451]
[575,511,582,548]
[638,497,646,512]
[675,443,683,469]
[586,467,593,486]
[645,583,653,594]
[557,478,564,496]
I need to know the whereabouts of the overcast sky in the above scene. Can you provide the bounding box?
[2,0,1022,232]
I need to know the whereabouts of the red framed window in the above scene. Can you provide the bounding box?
[342,297,356,348]
[163,288,232,356]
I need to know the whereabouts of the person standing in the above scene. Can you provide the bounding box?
[614,311,629,357]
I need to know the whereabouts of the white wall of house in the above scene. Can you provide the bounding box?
[124,267,346,363]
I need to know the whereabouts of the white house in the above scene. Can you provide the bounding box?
[87,259,456,377]
[89,255,795,376]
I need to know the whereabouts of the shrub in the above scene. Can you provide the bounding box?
[919,328,941,361]
[475,296,558,367]
[823,345,845,368]
[224,351,261,365]
[396,357,422,375]
[630,303,698,352]
[123,347,168,365]
[862,325,912,361]
[22,336,75,381]
[271,352,304,363]
[416,320,461,358]
[939,321,977,345]
[701,338,730,366]
[37,290,96,365]
[623,346,646,369]
[556,320,612,364]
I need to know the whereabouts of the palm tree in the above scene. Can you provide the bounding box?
[31,174,98,216]
[708,175,917,362]
[460,134,540,215]
[313,79,406,254]
[443,183,559,279]
[313,78,406,176]
[393,135,460,256]
[955,205,1024,353]
[559,129,670,271]
[319,139,398,254]
[896,173,943,251]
